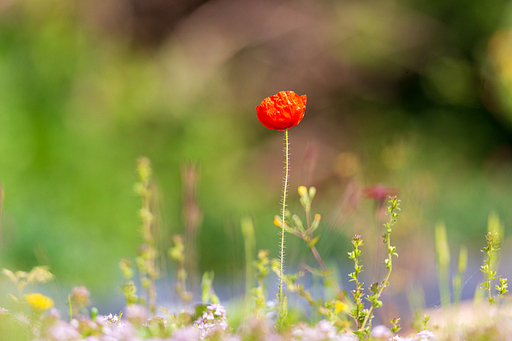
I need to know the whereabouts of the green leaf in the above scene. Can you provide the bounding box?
[308,235,321,248]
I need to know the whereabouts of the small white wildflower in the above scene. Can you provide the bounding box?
[102,325,113,336]
[86,320,97,330]
[390,336,414,341]
[47,321,81,341]
[264,300,279,322]
[292,328,305,338]
[105,321,138,341]
[267,334,285,341]
[338,333,359,341]
[14,313,30,326]
[126,304,147,326]
[47,307,61,320]
[317,320,334,332]
[171,325,201,341]
[0,307,8,314]
[291,320,339,341]
[317,320,337,339]
[70,319,79,328]
[223,335,242,341]
[372,325,392,339]
[70,286,91,307]
[239,315,277,341]
[416,330,436,340]
[104,313,120,324]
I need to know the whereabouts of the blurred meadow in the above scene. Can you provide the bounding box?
[2,0,512,322]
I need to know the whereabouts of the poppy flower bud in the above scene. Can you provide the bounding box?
[256,91,307,130]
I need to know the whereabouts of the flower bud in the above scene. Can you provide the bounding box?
[298,186,308,197]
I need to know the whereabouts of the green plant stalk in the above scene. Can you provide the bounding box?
[453,246,467,307]
[479,230,509,304]
[135,158,158,315]
[201,271,220,304]
[278,128,290,325]
[477,214,506,305]
[435,222,450,308]
[69,294,73,322]
[352,257,363,329]
[348,235,364,330]
[241,217,255,301]
[359,198,399,336]
[254,250,270,313]
[142,188,157,315]
[485,256,492,302]
[360,230,393,333]
[487,213,503,270]
[169,235,192,304]
[144,193,157,314]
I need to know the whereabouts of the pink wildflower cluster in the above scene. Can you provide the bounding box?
[291,320,358,341]
[372,325,436,341]
[0,303,440,341]
[45,314,138,341]
[70,286,91,307]
[194,304,228,339]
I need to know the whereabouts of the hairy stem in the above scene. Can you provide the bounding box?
[278,129,289,318]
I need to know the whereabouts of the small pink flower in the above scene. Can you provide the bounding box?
[70,286,91,307]
[125,304,147,326]
[364,185,397,201]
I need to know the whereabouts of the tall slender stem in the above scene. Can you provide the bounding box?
[278,129,289,316]
[361,233,392,332]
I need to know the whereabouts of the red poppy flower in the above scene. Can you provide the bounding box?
[256,91,307,130]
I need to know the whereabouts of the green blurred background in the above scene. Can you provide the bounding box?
[1,0,512,316]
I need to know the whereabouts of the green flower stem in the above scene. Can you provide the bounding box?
[135,158,158,315]
[68,294,73,322]
[278,128,289,323]
[360,197,399,335]
[361,232,392,332]
[435,222,450,308]
[241,217,255,300]
[348,235,364,330]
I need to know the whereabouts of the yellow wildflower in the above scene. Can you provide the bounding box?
[24,293,54,311]
[334,300,346,314]
[298,186,308,197]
